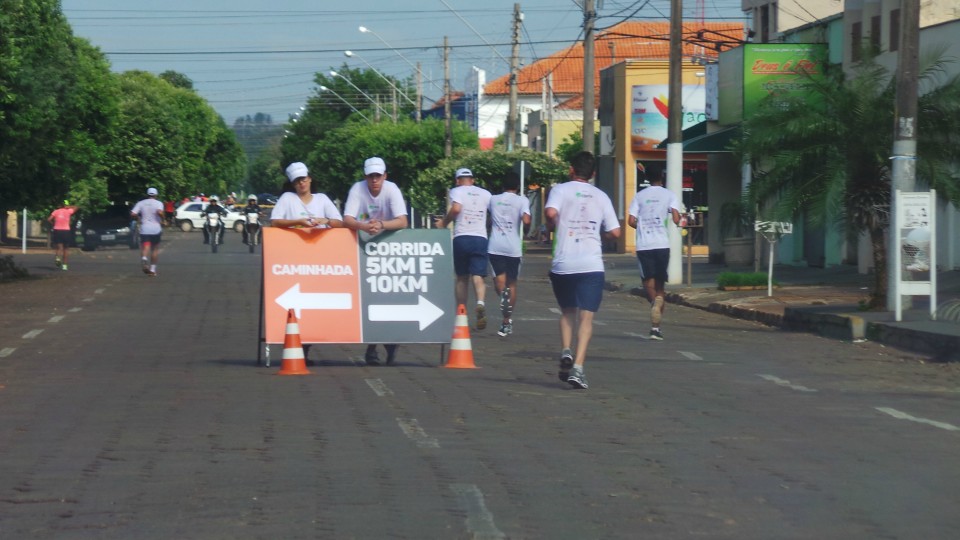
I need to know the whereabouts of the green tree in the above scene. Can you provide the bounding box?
[737,49,960,308]
[306,118,478,204]
[409,147,569,215]
[0,0,117,218]
[159,70,193,90]
[102,71,246,203]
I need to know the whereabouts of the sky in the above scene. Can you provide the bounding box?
[61,0,748,126]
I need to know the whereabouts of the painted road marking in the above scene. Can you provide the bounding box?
[94,288,105,294]
[757,374,818,393]
[0,348,15,358]
[48,315,65,323]
[82,298,94,302]
[365,378,393,397]
[396,418,439,448]
[68,307,82,313]
[679,351,703,361]
[548,307,561,314]
[625,332,650,340]
[875,407,960,431]
[22,329,44,339]
[450,484,506,540]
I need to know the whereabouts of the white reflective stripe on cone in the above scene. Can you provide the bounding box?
[286,323,300,334]
[283,347,305,359]
[450,338,472,349]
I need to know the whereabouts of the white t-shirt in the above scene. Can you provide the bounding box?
[342,179,407,221]
[545,181,620,274]
[627,185,680,251]
[270,192,342,226]
[131,198,165,235]
[487,192,531,257]
[449,184,491,239]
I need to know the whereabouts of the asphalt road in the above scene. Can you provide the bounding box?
[1,230,959,539]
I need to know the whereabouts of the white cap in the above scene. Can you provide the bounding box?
[285,162,309,182]
[364,157,386,176]
[147,187,158,196]
[455,167,474,179]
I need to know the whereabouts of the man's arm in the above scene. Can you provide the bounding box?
[434,202,462,228]
[544,207,559,231]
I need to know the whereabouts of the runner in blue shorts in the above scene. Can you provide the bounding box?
[544,151,621,390]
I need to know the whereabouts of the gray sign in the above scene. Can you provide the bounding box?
[358,229,456,343]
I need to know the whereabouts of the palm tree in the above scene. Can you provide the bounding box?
[736,48,960,308]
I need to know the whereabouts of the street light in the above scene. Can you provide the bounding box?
[329,70,393,121]
[358,25,444,95]
[318,85,370,121]
[343,50,416,107]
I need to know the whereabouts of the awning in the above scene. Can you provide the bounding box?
[681,125,741,153]
[655,123,741,153]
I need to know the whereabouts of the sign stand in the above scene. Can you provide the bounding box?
[258,228,456,366]
[754,221,793,297]
[893,189,937,322]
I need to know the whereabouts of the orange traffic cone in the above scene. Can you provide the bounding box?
[445,304,477,369]
[277,309,311,375]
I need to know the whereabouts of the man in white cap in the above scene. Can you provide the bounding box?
[270,162,343,230]
[131,187,165,276]
[344,156,409,365]
[434,167,492,330]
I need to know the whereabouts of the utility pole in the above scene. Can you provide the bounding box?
[582,0,596,152]
[666,0,684,285]
[887,0,920,310]
[444,37,452,158]
[416,61,423,123]
[506,3,522,151]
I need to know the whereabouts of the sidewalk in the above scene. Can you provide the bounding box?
[592,248,960,362]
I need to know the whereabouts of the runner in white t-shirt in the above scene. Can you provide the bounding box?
[487,171,531,337]
[131,187,166,276]
[627,175,681,341]
[434,167,492,330]
[544,151,621,390]
[343,157,409,366]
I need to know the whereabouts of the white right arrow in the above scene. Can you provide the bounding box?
[275,283,352,318]
[368,295,445,330]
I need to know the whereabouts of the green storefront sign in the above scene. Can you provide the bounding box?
[718,43,828,125]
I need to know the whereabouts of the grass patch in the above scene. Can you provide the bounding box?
[717,271,775,288]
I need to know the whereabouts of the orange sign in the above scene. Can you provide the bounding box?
[263,228,362,344]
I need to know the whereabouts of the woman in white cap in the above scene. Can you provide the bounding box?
[270,162,343,229]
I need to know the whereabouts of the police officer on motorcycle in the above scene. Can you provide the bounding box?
[241,194,262,245]
[202,196,229,245]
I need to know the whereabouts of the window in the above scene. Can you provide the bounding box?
[870,15,881,51]
[851,21,863,62]
[760,5,770,43]
[890,9,901,52]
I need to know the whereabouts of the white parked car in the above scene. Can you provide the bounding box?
[174,202,246,232]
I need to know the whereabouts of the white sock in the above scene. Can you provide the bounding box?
[150,265,156,272]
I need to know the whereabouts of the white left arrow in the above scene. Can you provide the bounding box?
[368,295,445,330]
[275,283,352,318]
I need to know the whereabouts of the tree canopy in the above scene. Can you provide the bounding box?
[736,49,960,307]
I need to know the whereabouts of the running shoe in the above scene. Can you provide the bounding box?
[558,350,574,382]
[475,304,487,330]
[567,368,589,389]
[54,257,62,268]
[649,328,664,341]
[61,264,68,271]
[497,320,513,337]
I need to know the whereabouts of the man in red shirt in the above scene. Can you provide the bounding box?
[48,200,78,270]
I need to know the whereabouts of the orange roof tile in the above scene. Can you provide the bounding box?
[485,20,745,96]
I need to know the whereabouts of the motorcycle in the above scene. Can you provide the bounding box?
[206,213,223,253]
[244,211,261,253]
